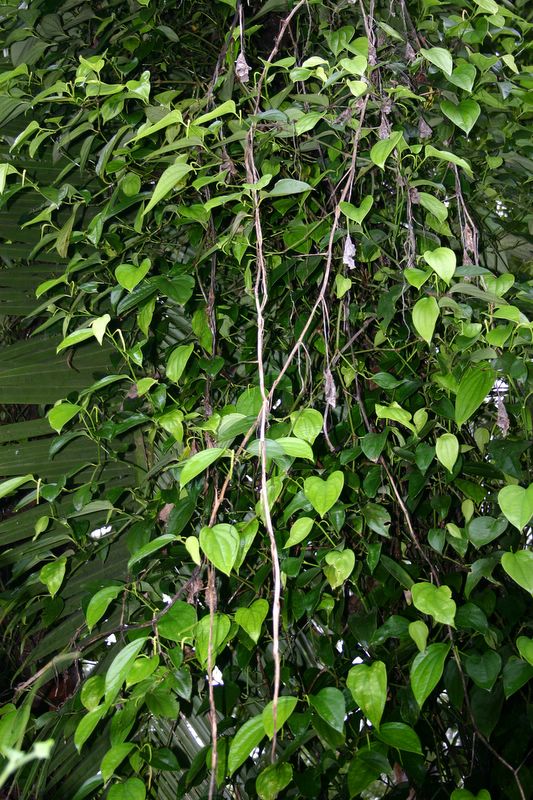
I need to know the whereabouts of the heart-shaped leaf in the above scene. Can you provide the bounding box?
[423,247,456,285]
[441,99,480,135]
[501,550,533,594]
[410,643,449,708]
[467,516,507,549]
[435,433,459,473]
[411,582,456,626]
[340,195,373,225]
[464,650,501,690]
[370,131,403,169]
[412,296,439,344]
[347,661,387,729]
[284,517,314,549]
[516,636,533,667]
[115,258,151,291]
[235,599,269,643]
[256,763,293,800]
[323,549,355,589]
[448,63,477,92]
[199,524,239,575]
[498,485,533,531]
[309,687,345,732]
[195,612,231,666]
[421,46,453,76]
[304,471,344,517]
[455,365,495,428]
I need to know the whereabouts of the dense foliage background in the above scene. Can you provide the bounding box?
[0,0,532,798]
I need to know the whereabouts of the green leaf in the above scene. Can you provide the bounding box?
[108,778,146,800]
[423,247,456,285]
[47,402,82,433]
[451,790,491,800]
[411,582,456,626]
[304,471,344,517]
[267,179,312,197]
[448,63,477,92]
[440,99,481,135]
[347,661,387,729]
[361,430,388,462]
[335,275,352,299]
[323,549,355,589]
[39,557,67,598]
[115,259,151,291]
[370,131,403,169]
[501,551,533,595]
[464,650,501,690]
[455,366,495,428]
[275,436,314,460]
[410,643,449,708]
[101,743,135,783]
[91,314,111,345]
[74,706,107,752]
[105,638,147,704]
[143,161,193,215]
[132,109,183,141]
[348,749,389,797]
[199,523,239,575]
[166,343,194,383]
[375,402,415,431]
[339,56,368,75]
[467,516,507,549]
[417,192,448,223]
[498,485,533,531]
[284,517,314,549]
[262,695,298,739]
[81,676,105,711]
[158,601,197,643]
[309,687,345,732]
[196,99,236,125]
[339,196,373,224]
[179,448,226,486]
[291,408,323,444]
[295,112,323,135]
[0,474,34,499]
[412,296,439,344]
[376,722,422,754]
[86,585,123,631]
[435,433,459,473]
[256,763,293,800]
[125,654,159,687]
[195,613,231,665]
[235,599,269,643]
[516,637,533,667]
[425,145,473,176]
[127,534,177,569]
[408,621,429,652]
[420,46,453,76]
[56,328,95,352]
[228,715,265,775]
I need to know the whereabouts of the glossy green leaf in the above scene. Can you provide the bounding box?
[101,743,135,783]
[179,448,226,486]
[158,601,197,643]
[39,557,67,598]
[166,343,194,383]
[291,408,323,444]
[127,534,177,569]
[86,585,123,631]
[256,763,293,800]
[115,259,151,291]
[304,471,344,517]
[498,485,533,531]
[339,196,373,224]
[262,695,298,739]
[370,131,403,169]
[235,599,269,643]
[267,179,312,197]
[0,474,34,499]
[376,722,422,754]
[408,620,429,652]
[105,638,147,703]
[410,643,449,708]
[323,549,355,589]
[143,161,193,215]
[309,687,345,732]
[108,778,146,800]
[501,551,533,594]
[228,715,265,775]
[435,433,459,473]
[412,296,439,344]
[421,46,453,76]
[347,661,387,729]
[423,247,456,285]
[284,517,314,548]
[411,582,456,626]
[74,706,107,752]
[199,523,239,575]
[194,612,231,665]
[47,402,82,433]
[455,366,495,428]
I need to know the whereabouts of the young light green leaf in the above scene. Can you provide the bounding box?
[417,192,448,223]
[410,643,449,708]
[143,161,193,215]
[199,523,239,575]
[0,474,34,500]
[158,600,197,643]
[323,549,355,589]
[448,63,477,93]
[185,536,201,566]
[85,585,123,632]
[412,296,439,344]
[39,557,67,598]
[295,112,323,135]
[339,196,373,224]
[74,705,107,752]
[420,47,453,76]
[91,314,111,344]
[166,343,194,383]
[284,517,314,549]
[516,636,533,667]
[235,599,269,643]
[370,131,403,169]
[275,436,314,461]
[375,402,415,431]
[47,402,82,433]
[425,145,473,176]
[80,675,105,711]
[291,408,323,444]
[194,613,231,665]
[498,485,533,531]
[132,109,183,142]
[228,715,265,775]
[196,99,236,125]
[501,551,533,595]
[347,661,387,729]
[423,247,456,285]
[408,620,429,653]
[108,778,146,800]
[411,582,456,626]
[455,365,495,428]
[179,448,226,487]
[115,259,151,291]
[56,328,94,353]
[105,638,147,704]
[262,695,298,739]
[304,471,344,517]
[435,433,459,473]
[101,742,135,783]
